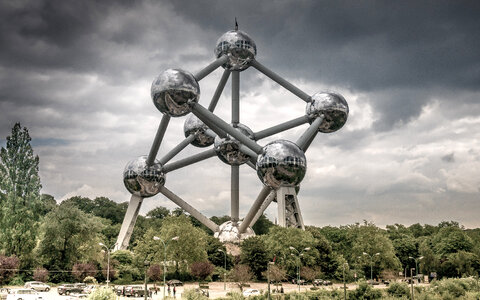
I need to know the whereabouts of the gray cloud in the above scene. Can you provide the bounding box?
[1,0,480,228]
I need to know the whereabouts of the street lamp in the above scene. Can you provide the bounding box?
[363,252,380,285]
[409,256,424,279]
[343,262,348,300]
[99,242,115,287]
[217,249,227,291]
[289,246,310,292]
[153,236,179,300]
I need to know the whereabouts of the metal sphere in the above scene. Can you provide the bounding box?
[214,30,257,71]
[306,92,349,133]
[256,140,307,189]
[214,221,255,243]
[151,69,200,117]
[214,123,254,165]
[183,115,214,147]
[123,156,165,197]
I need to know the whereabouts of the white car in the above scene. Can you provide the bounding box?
[6,289,43,300]
[24,282,50,292]
[242,289,261,297]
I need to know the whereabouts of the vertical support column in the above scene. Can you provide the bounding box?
[115,194,143,250]
[231,70,240,223]
[276,187,305,229]
[231,165,239,223]
[232,71,240,125]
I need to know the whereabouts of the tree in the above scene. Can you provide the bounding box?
[252,214,274,235]
[0,255,19,284]
[240,236,269,280]
[205,236,232,269]
[0,123,42,266]
[72,263,98,282]
[146,207,170,219]
[190,261,214,281]
[37,202,104,282]
[33,267,49,282]
[147,264,163,284]
[229,264,253,291]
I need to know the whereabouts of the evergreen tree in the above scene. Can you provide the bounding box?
[0,123,42,266]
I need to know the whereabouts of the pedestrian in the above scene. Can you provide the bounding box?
[173,285,176,298]
[168,285,171,297]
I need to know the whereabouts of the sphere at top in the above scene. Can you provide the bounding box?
[151,69,200,117]
[214,30,257,71]
[183,114,214,147]
[123,156,165,197]
[214,123,254,165]
[256,140,307,189]
[306,92,349,133]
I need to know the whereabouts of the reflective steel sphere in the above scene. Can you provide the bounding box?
[256,140,307,189]
[151,69,200,117]
[123,156,165,197]
[214,123,254,165]
[306,92,349,133]
[183,114,214,147]
[214,30,257,71]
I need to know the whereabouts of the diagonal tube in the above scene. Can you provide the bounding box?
[296,116,324,151]
[194,55,228,81]
[115,194,143,250]
[254,115,310,140]
[238,185,272,233]
[162,148,217,173]
[251,59,311,102]
[146,115,171,166]
[208,69,231,112]
[250,190,276,227]
[160,186,219,232]
[192,104,264,154]
[158,134,196,165]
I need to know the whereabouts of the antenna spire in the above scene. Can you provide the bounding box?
[235,17,238,30]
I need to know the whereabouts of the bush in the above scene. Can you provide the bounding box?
[350,280,383,300]
[8,276,24,286]
[84,276,98,284]
[387,282,411,298]
[182,288,209,300]
[88,286,116,300]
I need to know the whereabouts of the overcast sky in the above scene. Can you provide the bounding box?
[1,0,480,229]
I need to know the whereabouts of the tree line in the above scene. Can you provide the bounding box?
[1,123,479,286]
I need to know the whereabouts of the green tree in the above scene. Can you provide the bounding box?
[252,214,274,235]
[240,236,269,280]
[0,123,42,266]
[37,202,104,282]
[205,236,232,269]
[351,222,401,279]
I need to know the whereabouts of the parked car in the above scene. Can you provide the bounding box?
[82,285,97,294]
[24,282,50,292]
[66,294,88,300]
[0,288,11,300]
[6,289,43,300]
[313,279,323,286]
[167,280,183,286]
[243,289,261,297]
[124,286,147,297]
[292,279,307,285]
[57,284,85,295]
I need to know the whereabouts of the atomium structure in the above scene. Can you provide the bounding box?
[115,26,349,250]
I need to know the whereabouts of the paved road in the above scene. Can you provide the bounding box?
[7,281,424,299]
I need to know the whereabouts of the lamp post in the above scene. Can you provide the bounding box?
[289,246,310,292]
[99,242,115,287]
[363,252,380,285]
[410,268,415,300]
[217,249,227,291]
[409,256,424,280]
[153,236,179,299]
[343,262,348,300]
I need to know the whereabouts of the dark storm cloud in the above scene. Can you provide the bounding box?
[162,0,480,130]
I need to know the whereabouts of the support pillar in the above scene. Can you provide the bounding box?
[115,194,143,250]
[276,187,304,229]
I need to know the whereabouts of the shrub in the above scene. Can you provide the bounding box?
[89,286,116,300]
[350,280,383,300]
[33,268,49,282]
[8,276,24,286]
[387,282,411,298]
[84,276,98,284]
[182,288,209,300]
